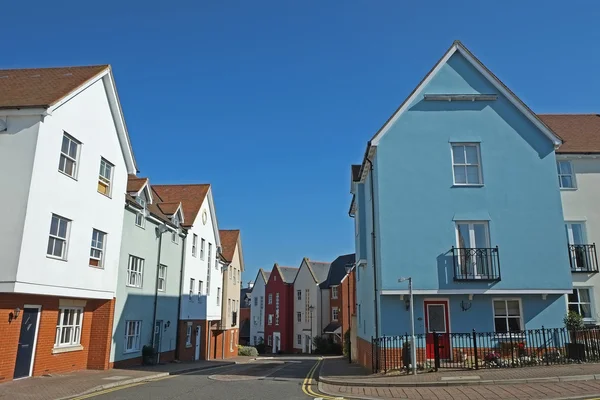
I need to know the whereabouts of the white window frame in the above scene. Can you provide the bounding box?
[189,278,195,301]
[297,290,302,301]
[455,221,491,277]
[55,307,83,348]
[332,307,339,321]
[569,288,594,322]
[198,280,203,302]
[135,197,146,228]
[200,238,206,259]
[58,133,80,179]
[124,320,142,353]
[171,216,179,244]
[126,255,144,288]
[47,214,71,260]
[268,314,273,325]
[89,229,106,269]
[557,160,576,189]
[297,312,301,322]
[186,323,193,347]
[297,334,302,345]
[451,143,483,186]
[331,286,339,299]
[158,265,167,292]
[208,243,212,269]
[192,234,198,257]
[98,158,114,197]
[492,298,524,334]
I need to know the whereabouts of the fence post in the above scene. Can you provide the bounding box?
[472,329,479,370]
[383,336,387,374]
[542,326,549,366]
[433,331,440,371]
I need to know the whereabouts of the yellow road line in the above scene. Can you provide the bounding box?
[302,358,343,400]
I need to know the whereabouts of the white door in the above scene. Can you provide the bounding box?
[566,223,588,270]
[304,334,311,354]
[195,326,201,360]
[273,332,280,353]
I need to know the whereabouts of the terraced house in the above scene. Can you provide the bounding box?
[249,269,270,346]
[110,176,185,367]
[349,41,573,369]
[0,65,136,380]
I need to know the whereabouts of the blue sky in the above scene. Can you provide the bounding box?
[4,1,599,283]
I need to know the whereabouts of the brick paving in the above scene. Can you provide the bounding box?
[0,358,242,400]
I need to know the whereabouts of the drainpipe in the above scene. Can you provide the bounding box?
[365,156,379,341]
[175,233,187,360]
[151,226,166,363]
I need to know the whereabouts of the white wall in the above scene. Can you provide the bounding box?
[0,115,40,285]
[13,78,129,299]
[180,191,222,321]
[293,260,319,352]
[249,273,266,345]
[559,156,600,323]
[222,244,242,328]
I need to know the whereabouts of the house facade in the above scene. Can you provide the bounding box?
[293,258,331,353]
[215,229,244,359]
[0,65,136,380]
[110,176,184,367]
[319,254,356,347]
[152,184,223,361]
[350,41,573,368]
[541,114,600,326]
[264,265,298,353]
[249,269,269,346]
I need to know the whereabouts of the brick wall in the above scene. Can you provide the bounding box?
[0,294,114,382]
[177,320,210,361]
[356,336,373,372]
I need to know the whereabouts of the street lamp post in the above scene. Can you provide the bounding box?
[344,264,352,364]
[398,277,417,375]
[309,305,315,354]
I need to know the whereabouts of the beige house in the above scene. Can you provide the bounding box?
[218,230,245,358]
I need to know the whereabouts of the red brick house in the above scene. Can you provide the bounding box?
[264,264,298,353]
[321,254,356,347]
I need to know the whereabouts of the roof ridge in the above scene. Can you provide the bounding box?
[538,113,600,116]
[0,64,110,72]
[152,183,210,187]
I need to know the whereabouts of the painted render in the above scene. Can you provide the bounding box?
[352,42,573,341]
[0,75,135,299]
[111,200,183,364]
[249,269,269,346]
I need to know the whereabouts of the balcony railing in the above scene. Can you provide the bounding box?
[232,311,237,327]
[568,244,599,273]
[451,246,501,281]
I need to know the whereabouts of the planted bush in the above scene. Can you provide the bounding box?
[238,345,259,357]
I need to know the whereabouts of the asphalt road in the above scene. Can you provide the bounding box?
[78,358,329,400]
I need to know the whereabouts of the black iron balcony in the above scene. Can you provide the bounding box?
[451,246,501,281]
[568,244,599,273]
[232,311,238,327]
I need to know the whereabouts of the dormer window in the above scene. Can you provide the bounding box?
[172,215,179,244]
[135,196,146,228]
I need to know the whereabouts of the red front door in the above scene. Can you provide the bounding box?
[424,300,451,359]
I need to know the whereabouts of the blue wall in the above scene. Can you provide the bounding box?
[374,52,571,292]
[380,294,567,337]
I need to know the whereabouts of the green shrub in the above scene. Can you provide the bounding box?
[238,345,259,357]
[313,335,343,355]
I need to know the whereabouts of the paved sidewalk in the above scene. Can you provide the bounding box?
[0,358,246,400]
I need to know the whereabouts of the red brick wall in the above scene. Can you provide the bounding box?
[340,269,356,344]
[357,336,373,372]
[264,267,294,353]
[177,320,210,361]
[0,294,114,382]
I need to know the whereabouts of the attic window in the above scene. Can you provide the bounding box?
[424,94,497,102]
[171,216,179,244]
[135,197,146,228]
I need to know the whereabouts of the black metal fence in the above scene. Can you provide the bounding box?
[451,246,501,281]
[371,327,600,373]
[568,244,599,273]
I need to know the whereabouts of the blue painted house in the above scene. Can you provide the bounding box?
[349,41,573,365]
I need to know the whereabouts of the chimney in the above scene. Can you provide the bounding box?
[247,281,254,289]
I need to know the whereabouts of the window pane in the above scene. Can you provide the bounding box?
[571,224,585,244]
[561,176,573,188]
[68,141,77,158]
[54,240,64,257]
[58,219,68,238]
[50,216,59,235]
[452,146,465,164]
[473,224,488,248]
[507,317,521,331]
[581,303,592,318]
[493,301,507,316]
[47,238,55,255]
[457,224,471,247]
[62,136,70,154]
[494,318,507,333]
[569,289,579,303]
[465,146,478,164]
[568,303,580,314]
[579,289,591,303]
[560,161,572,174]
[506,301,520,316]
[454,166,467,184]
[466,166,480,184]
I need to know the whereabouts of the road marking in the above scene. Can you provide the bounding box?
[301,358,344,400]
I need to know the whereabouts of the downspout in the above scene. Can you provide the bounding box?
[175,233,187,360]
[365,156,379,341]
[151,229,164,363]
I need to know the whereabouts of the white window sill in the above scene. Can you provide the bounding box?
[186,343,192,348]
[135,224,145,229]
[47,255,68,262]
[452,184,484,188]
[126,285,143,289]
[52,344,83,354]
[97,191,112,199]
[560,187,578,191]
[123,349,141,354]
[58,170,78,181]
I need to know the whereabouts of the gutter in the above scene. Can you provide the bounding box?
[175,234,187,360]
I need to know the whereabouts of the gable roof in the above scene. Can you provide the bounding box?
[253,268,271,286]
[538,114,600,154]
[152,184,210,228]
[240,287,252,302]
[0,65,109,109]
[219,230,240,263]
[275,265,298,284]
[355,40,562,184]
[127,174,147,193]
[300,258,331,284]
[157,202,182,217]
[320,254,356,289]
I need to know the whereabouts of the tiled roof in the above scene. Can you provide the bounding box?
[0,65,109,109]
[538,114,600,154]
[152,184,210,227]
[260,269,271,284]
[219,230,240,262]
[157,202,180,216]
[307,260,331,284]
[124,194,175,227]
[277,266,299,284]
[320,254,356,289]
[127,175,147,193]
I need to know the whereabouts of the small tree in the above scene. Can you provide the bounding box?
[564,311,584,331]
